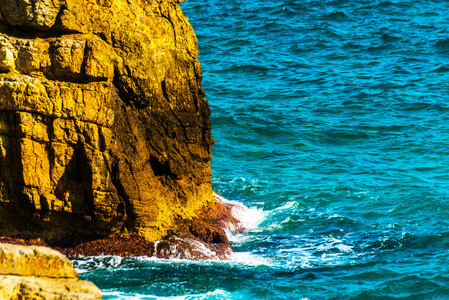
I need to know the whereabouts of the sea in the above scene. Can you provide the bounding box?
[72,0,449,299]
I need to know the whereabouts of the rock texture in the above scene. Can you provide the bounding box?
[0,193,243,260]
[0,0,223,251]
[0,0,240,260]
[0,243,102,299]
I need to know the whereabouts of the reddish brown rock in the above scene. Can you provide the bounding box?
[0,193,244,260]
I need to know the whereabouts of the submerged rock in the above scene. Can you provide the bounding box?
[0,243,102,299]
[0,0,234,257]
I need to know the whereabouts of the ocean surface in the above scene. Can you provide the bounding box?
[74,0,449,298]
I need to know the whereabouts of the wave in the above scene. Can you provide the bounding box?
[72,255,124,273]
[354,275,446,299]
[434,37,449,49]
[380,33,401,43]
[72,194,270,273]
[431,65,449,73]
[225,64,270,75]
[365,231,449,254]
[269,234,358,270]
[365,232,413,252]
[323,11,349,21]
[214,192,267,232]
[72,252,271,276]
[102,289,234,300]
[374,1,413,10]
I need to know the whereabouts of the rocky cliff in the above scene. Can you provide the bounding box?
[0,243,102,299]
[0,0,235,258]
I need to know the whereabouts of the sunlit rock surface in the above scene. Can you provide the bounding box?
[0,243,101,299]
[0,0,235,257]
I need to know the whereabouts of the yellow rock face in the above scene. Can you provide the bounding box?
[0,243,102,300]
[0,0,214,243]
[0,243,78,279]
[0,276,102,300]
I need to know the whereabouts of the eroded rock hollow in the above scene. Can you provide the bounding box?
[0,0,229,256]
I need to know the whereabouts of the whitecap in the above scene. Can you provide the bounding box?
[224,230,249,244]
[228,251,271,266]
[273,235,357,269]
[214,192,267,232]
[102,289,234,300]
[128,252,271,268]
[73,195,270,272]
[72,255,123,273]
[273,201,297,211]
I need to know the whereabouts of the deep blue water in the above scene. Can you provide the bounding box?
[75,1,449,298]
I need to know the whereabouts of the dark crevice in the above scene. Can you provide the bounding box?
[0,19,81,40]
[112,71,133,106]
[76,143,96,220]
[29,0,37,25]
[93,30,109,44]
[161,79,169,102]
[190,81,201,113]
[113,68,150,109]
[110,158,137,233]
[149,156,177,179]
[80,40,91,80]
[50,1,67,31]
[0,5,5,23]
[167,102,189,142]
[50,1,84,36]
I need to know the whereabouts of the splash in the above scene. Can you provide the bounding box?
[71,255,123,273]
[214,192,267,232]
[102,289,234,300]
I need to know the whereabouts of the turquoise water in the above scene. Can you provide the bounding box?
[75,0,449,298]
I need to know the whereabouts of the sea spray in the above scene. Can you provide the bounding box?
[72,195,270,270]
[101,289,236,300]
[214,192,267,232]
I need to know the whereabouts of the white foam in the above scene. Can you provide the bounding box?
[131,255,211,265]
[214,192,267,232]
[153,236,234,261]
[72,255,123,273]
[172,237,220,260]
[102,289,233,300]
[224,231,250,244]
[274,201,297,211]
[73,195,270,272]
[228,251,271,266]
[124,252,271,268]
[274,235,357,269]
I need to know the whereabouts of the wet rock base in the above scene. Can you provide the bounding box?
[1,197,244,260]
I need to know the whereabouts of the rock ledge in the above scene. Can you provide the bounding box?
[0,243,102,300]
